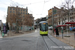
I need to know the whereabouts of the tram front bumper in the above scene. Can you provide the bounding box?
[40,31,48,35]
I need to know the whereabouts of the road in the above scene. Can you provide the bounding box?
[0,29,74,50]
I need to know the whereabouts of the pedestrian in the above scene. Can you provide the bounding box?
[6,22,9,33]
[54,28,56,35]
[3,24,7,36]
[55,27,59,37]
[2,22,9,37]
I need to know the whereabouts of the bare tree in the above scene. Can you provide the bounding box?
[7,6,22,33]
[24,14,34,26]
[62,0,75,22]
[15,6,22,33]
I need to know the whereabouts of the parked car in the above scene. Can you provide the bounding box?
[48,26,53,30]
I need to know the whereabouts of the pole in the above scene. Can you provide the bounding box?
[68,2,70,22]
[52,8,54,34]
[66,1,70,36]
[61,27,63,39]
[16,6,19,33]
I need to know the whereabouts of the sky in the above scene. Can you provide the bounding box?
[0,0,75,23]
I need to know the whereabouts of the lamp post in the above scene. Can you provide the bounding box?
[61,27,63,39]
[52,8,54,34]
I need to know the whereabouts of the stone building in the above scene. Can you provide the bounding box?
[47,6,60,26]
[47,6,75,26]
[7,6,34,30]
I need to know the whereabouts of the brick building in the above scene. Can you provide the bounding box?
[7,6,34,30]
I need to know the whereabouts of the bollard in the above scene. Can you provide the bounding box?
[61,27,63,39]
[61,30,63,39]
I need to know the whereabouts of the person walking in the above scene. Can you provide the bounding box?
[54,28,56,35]
[55,27,59,37]
[2,22,9,37]
[6,22,9,33]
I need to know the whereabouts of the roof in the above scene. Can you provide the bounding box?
[57,24,75,27]
[56,25,66,27]
[39,21,48,23]
[65,22,75,24]
[70,25,75,27]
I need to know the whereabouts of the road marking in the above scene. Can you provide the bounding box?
[0,31,3,38]
[0,34,2,38]
[35,30,38,32]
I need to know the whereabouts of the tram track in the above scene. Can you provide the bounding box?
[42,36,50,50]
[48,35,63,50]
[42,35,63,50]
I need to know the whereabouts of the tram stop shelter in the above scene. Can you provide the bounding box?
[65,22,75,31]
[65,22,75,24]
[65,22,75,27]
[56,25,66,27]
[56,22,75,27]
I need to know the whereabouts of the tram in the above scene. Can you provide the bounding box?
[39,21,48,36]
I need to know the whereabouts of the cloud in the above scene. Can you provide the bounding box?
[0,0,67,22]
[0,10,7,23]
[0,0,10,23]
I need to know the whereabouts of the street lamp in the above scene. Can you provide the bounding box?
[52,8,54,34]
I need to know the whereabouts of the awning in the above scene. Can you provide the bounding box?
[65,22,75,24]
[56,25,66,27]
[70,25,75,27]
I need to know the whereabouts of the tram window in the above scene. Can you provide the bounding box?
[39,24,41,30]
[40,23,48,31]
[46,24,48,30]
[41,24,45,31]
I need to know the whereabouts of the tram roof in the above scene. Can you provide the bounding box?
[39,21,48,23]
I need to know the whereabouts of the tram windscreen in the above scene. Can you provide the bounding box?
[40,23,48,31]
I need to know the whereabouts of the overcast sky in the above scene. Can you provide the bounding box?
[0,0,75,23]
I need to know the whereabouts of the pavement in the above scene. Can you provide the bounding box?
[2,30,35,37]
[0,31,2,38]
[0,29,75,50]
[49,30,75,48]
[0,29,74,50]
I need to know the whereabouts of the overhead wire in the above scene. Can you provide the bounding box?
[9,0,51,16]
[35,0,50,16]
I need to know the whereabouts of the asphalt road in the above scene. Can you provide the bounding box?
[0,29,74,50]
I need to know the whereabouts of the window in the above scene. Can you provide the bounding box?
[21,9,22,11]
[40,23,48,31]
[21,12,22,14]
[26,10,27,12]
[62,22,64,25]
[65,18,66,20]
[26,13,27,14]
[70,17,73,19]
[59,22,60,24]
[23,9,25,11]
[10,8,12,10]
[13,11,15,13]
[13,8,15,10]
[10,11,12,13]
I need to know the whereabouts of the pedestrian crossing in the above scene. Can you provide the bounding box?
[35,29,40,32]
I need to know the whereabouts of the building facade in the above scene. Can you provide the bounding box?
[47,6,75,26]
[47,6,59,26]
[7,6,34,30]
